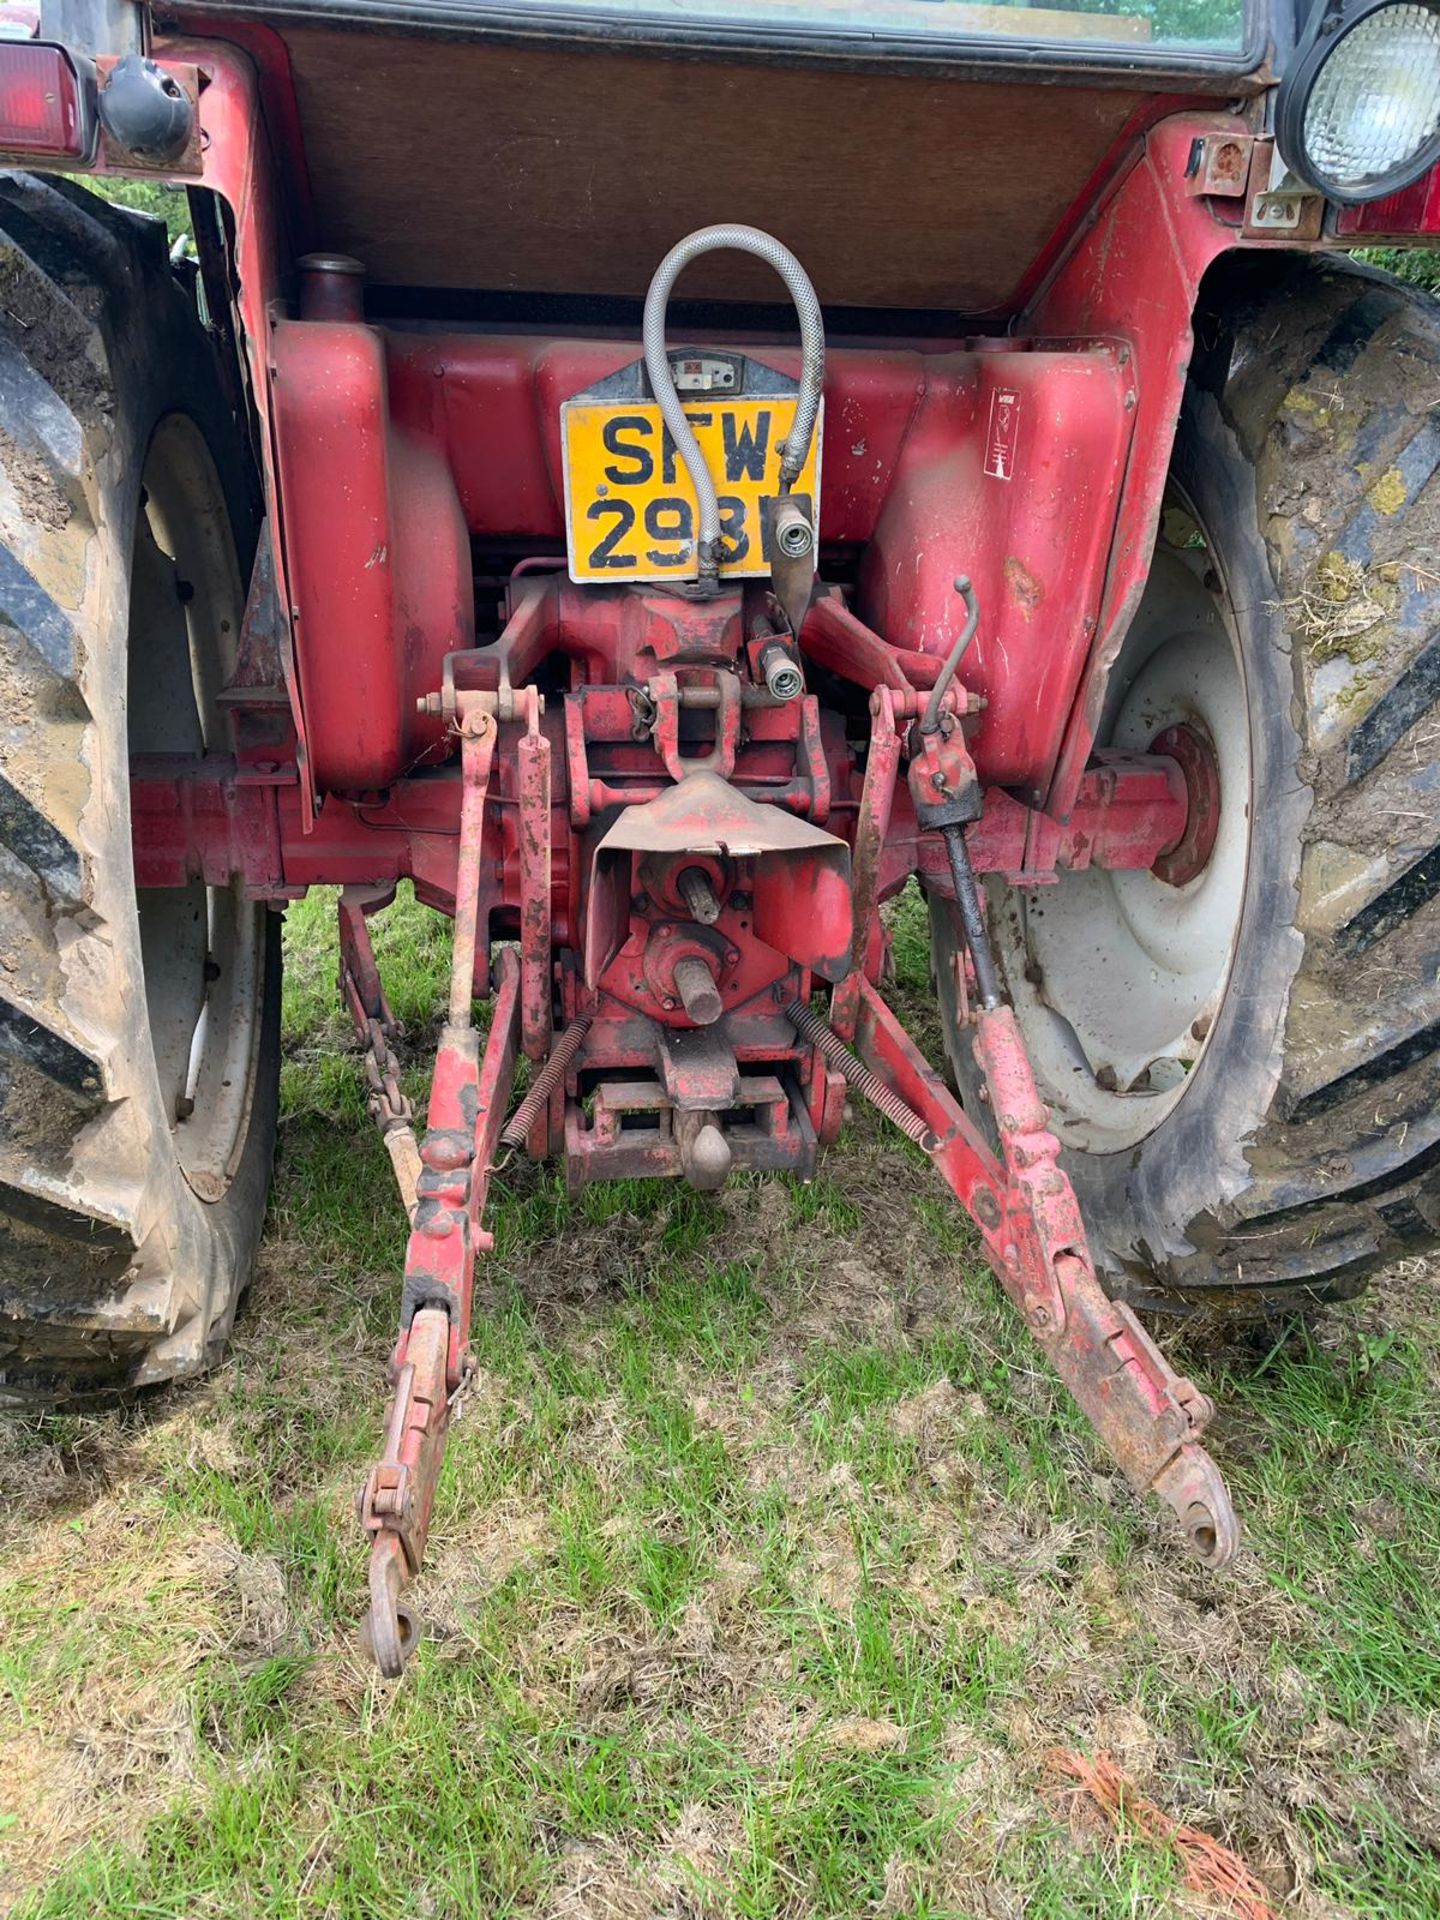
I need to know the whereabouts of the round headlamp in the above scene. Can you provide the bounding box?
[1277,0,1440,204]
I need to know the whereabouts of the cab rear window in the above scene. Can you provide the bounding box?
[511,0,1246,56]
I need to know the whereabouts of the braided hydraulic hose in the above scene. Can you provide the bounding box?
[499,1015,592,1151]
[643,225,825,585]
[786,1000,938,1151]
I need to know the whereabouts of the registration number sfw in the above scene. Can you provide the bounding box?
[561,396,822,585]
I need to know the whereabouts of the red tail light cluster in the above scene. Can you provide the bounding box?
[1336,163,1440,236]
[0,43,91,160]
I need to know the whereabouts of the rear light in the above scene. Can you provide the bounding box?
[0,43,93,160]
[1336,161,1440,235]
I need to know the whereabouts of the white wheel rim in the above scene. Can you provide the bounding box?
[129,413,262,1202]
[993,515,1251,1155]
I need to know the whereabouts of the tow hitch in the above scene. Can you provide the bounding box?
[353,227,1238,1672]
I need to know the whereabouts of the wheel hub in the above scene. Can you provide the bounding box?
[1151,721,1221,888]
[989,532,1251,1156]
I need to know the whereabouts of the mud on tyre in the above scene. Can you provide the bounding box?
[932,256,1440,1318]
[0,175,279,1402]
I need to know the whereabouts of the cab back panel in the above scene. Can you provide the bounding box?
[269,25,1156,314]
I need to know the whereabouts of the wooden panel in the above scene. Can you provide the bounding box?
[277,26,1152,313]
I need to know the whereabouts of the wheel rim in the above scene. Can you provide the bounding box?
[128,412,262,1203]
[991,496,1252,1155]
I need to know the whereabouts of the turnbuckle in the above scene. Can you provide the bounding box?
[338,886,423,1220]
[360,1016,422,1221]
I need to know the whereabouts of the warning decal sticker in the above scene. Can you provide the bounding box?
[984,386,1021,481]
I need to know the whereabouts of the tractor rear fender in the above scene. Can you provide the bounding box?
[1028,117,1265,816]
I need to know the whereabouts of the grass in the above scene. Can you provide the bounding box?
[1,886,1438,1917]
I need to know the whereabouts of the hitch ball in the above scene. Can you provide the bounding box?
[683,1121,732,1192]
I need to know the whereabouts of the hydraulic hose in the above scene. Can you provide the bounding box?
[642,225,825,587]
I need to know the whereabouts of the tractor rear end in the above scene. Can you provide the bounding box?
[333,228,1242,1664]
[2,0,1440,1671]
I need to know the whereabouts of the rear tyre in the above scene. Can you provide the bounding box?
[932,257,1440,1318]
[0,176,279,1401]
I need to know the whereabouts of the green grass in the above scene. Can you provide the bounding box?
[1359,248,1440,297]
[2,886,1438,1917]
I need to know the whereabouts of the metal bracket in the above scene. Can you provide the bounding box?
[761,491,817,638]
[1244,138,1324,240]
[1185,131,1252,199]
[648,670,742,782]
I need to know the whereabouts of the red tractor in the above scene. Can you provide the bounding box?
[1,0,1437,1670]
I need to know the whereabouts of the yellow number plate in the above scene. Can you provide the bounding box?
[561,396,821,585]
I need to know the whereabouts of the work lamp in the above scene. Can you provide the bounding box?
[1277,0,1440,204]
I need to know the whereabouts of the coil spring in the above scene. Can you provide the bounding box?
[499,1015,593,1151]
[785,1001,938,1152]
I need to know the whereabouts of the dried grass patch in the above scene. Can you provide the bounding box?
[0,1503,231,1901]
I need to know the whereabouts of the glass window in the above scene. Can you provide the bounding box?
[505,0,1248,57]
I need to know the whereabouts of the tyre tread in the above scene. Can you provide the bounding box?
[0,173,276,1403]
[1169,265,1440,1307]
